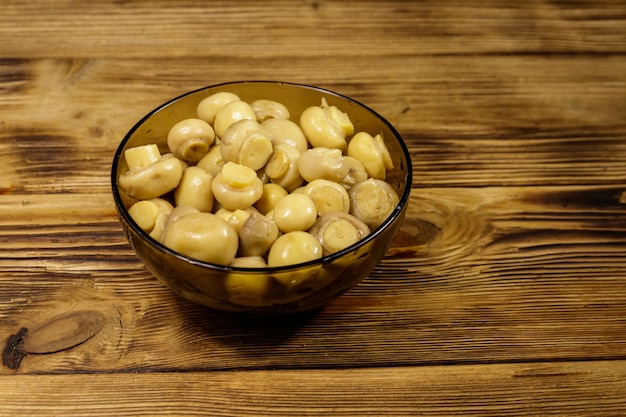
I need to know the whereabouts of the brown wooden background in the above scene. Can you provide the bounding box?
[1,1,626,415]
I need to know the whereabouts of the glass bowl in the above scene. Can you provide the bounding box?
[111,81,412,315]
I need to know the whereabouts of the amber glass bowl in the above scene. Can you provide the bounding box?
[112,81,412,315]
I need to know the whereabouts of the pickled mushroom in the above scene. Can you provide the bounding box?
[167,118,215,162]
[349,178,400,229]
[267,231,323,267]
[272,193,317,233]
[262,118,308,153]
[297,147,349,183]
[159,211,238,266]
[265,143,303,192]
[211,162,264,211]
[220,119,273,171]
[309,212,370,256]
[174,166,214,213]
[238,211,280,257]
[347,132,393,180]
[196,91,240,124]
[119,147,184,200]
[251,99,290,122]
[299,98,353,151]
[303,179,350,216]
[127,197,174,241]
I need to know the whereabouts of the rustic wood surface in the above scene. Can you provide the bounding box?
[1,1,626,415]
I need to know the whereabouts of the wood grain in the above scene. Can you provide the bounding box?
[1,56,625,194]
[1,0,625,59]
[1,361,625,416]
[1,186,625,373]
[1,0,626,415]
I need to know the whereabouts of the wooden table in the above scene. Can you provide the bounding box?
[1,1,626,415]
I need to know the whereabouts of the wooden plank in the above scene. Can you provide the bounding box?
[1,361,625,416]
[1,56,625,193]
[1,0,624,413]
[2,186,625,373]
[0,0,625,59]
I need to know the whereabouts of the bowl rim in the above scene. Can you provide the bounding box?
[111,80,413,273]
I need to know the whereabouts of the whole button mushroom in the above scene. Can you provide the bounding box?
[127,197,174,241]
[347,132,394,180]
[160,211,239,266]
[174,166,215,213]
[250,99,290,122]
[303,179,350,216]
[262,118,309,153]
[299,98,354,151]
[167,118,215,163]
[272,193,317,233]
[196,144,225,177]
[196,91,240,124]
[161,205,201,237]
[267,231,323,268]
[264,143,303,192]
[349,178,400,230]
[254,183,288,215]
[119,145,184,200]
[211,162,264,211]
[213,100,257,138]
[309,212,370,256]
[237,211,280,258]
[339,156,369,189]
[297,147,350,184]
[220,119,273,171]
